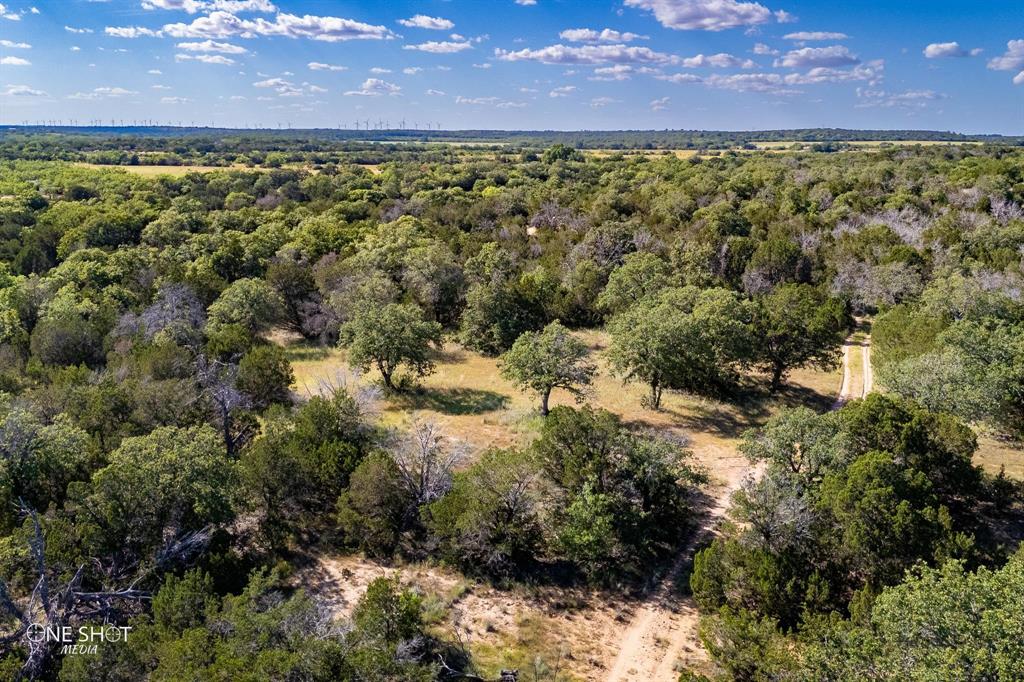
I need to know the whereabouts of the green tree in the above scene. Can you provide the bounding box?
[236,344,294,410]
[499,321,595,416]
[597,252,671,315]
[340,302,442,391]
[752,283,848,391]
[77,425,236,558]
[206,278,283,336]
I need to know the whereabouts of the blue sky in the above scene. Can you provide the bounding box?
[1,0,1023,133]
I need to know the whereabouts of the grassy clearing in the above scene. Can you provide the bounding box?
[73,162,245,176]
[283,328,841,482]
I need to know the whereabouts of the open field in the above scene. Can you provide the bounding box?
[73,162,242,176]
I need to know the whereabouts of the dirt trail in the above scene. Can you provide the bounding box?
[604,333,869,681]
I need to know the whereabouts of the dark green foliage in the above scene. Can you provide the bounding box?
[236,344,294,409]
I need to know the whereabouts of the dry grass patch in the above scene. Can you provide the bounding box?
[975,435,1024,480]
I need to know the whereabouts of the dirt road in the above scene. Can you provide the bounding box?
[604,333,870,681]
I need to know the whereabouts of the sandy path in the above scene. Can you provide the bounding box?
[604,333,867,681]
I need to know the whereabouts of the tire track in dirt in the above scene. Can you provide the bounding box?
[605,333,868,681]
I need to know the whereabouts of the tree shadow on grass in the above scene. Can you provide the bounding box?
[391,386,511,416]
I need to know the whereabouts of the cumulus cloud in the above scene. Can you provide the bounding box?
[589,64,659,80]
[655,72,703,83]
[0,39,30,48]
[176,39,247,53]
[624,0,781,32]
[68,86,138,100]
[856,87,941,109]
[148,69,163,74]
[0,56,30,66]
[397,15,454,30]
[775,45,859,68]
[650,96,670,111]
[175,53,236,64]
[455,95,526,107]
[163,10,395,42]
[3,84,46,96]
[344,78,401,96]
[987,40,1024,73]
[308,61,346,71]
[559,27,647,43]
[0,3,20,20]
[403,40,472,53]
[65,26,93,34]
[753,42,777,55]
[403,67,423,74]
[495,43,679,65]
[682,52,755,68]
[590,96,618,107]
[549,85,577,97]
[250,75,323,95]
[142,0,276,13]
[106,26,164,38]
[514,0,537,5]
[160,96,192,104]
[702,72,796,94]
[783,31,848,41]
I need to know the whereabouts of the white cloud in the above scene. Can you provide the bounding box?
[559,28,647,43]
[752,42,777,55]
[549,85,577,97]
[0,39,30,48]
[624,0,778,32]
[250,77,324,97]
[514,0,537,5]
[650,96,669,111]
[308,61,346,71]
[403,66,423,74]
[176,39,247,53]
[455,95,526,108]
[151,84,171,89]
[783,31,848,41]
[404,40,472,53]
[590,96,618,107]
[0,56,30,66]
[703,72,796,94]
[64,26,93,34]
[783,59,883,86]
[425,88,445,95]
[163,10,395,42]
[472,62,491,69]
[175,53,235,64]
[397,15,454,30]
[495,43,679,65]
[344,78,401,96]
[987,40,1024,74]
[106,26,164,38]
[655,72,702,83]
[160,96,192,104]
[69,46,80,51]
[775,45,859,68]
[856,88,941,109]
[148,69,163,74]
[0,3,20,20]
[682,52,755,68]
[591,64,641,80]
[142,0,276,13]
[3,84,46,96]
[68,86,138,99]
